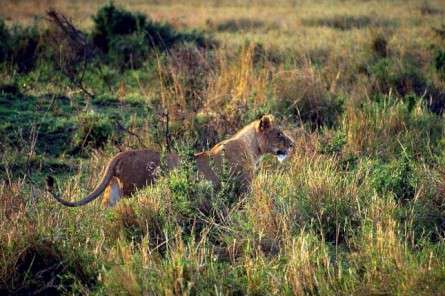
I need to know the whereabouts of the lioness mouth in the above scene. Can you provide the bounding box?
[275,150,288,162]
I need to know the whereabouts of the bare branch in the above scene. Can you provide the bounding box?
[115,120,147,148]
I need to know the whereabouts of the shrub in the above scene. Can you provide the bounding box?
[370,152,418,202]
[318,130,359,170]
[318,131,347,155]
[91,3,154,69]
[0,19,10,62]
[12,27,42,73]
[92,3,147,53]
[0,20,42,73]
[167,158,240,215]
[108,31,150,69]
[131,148,246,241]
[91,3,212,69]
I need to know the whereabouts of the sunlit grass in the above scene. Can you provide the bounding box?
[1,0,445,294]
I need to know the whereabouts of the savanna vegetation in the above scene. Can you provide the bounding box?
[1,0,445,295]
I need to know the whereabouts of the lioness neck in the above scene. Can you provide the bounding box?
[230,121,263,162]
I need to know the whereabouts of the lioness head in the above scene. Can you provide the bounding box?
[257,115,294,162]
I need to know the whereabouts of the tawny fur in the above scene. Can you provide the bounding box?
[48,115,294,207]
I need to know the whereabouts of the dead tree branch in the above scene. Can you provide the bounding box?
[46,9,96,98]
[115,120,147,148]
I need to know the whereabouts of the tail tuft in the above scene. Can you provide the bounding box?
[46,175,55,192]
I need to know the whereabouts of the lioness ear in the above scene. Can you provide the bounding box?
[259,114,274,131]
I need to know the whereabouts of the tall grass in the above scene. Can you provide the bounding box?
[1,0,445,294]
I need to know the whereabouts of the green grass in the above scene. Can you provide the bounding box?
[1,0,445,295]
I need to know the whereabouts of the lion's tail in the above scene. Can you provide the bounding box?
[47,158,117,207]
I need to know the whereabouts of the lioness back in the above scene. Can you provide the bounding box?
[113,149,161,195]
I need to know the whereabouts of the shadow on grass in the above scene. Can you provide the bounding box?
[302,15,398,30]
[209,18,280,32]
[0,240,94,295]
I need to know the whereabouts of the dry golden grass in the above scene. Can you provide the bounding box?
[3,0,444,50]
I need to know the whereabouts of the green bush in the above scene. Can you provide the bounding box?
[0,5,213,72]
[108,31,150,69]
[0,19,10,62]
[319,131,347,155]
[91,3,212,69]
[370,152,418,202]
[0,20,42,73]
[92,2,147,53]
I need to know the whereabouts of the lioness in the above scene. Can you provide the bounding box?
[48,115,294,207]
